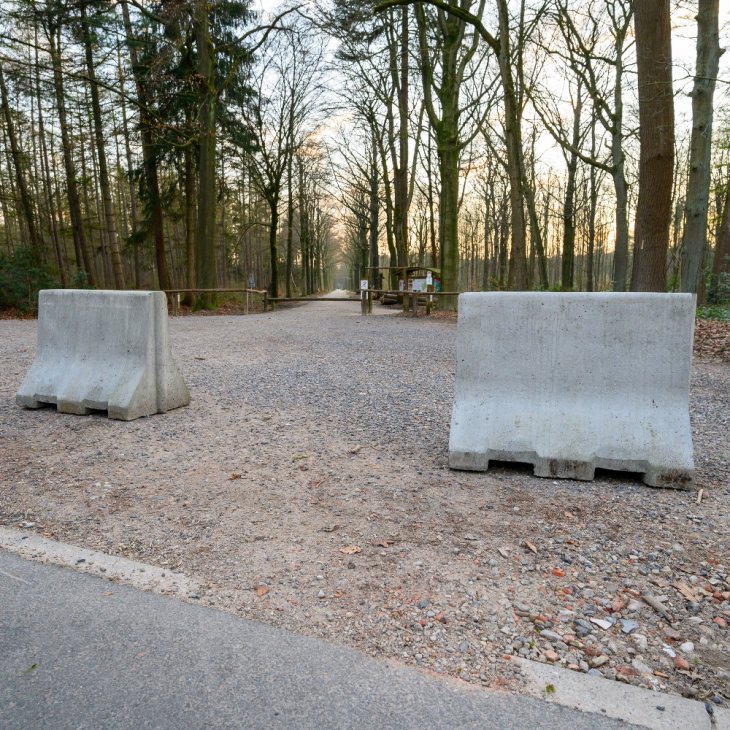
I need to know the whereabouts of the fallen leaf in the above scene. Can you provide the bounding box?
[524,539,538,555]
[229,473,242,480]
[103,591,113,596]
[551,568,566,577]
[255,585,270,597]
[340,545,361,555]
[348,446,363,455]
[375,539,394,548]
[194,356,206,360]
[291,453,308,462]
[673,582,699,602]
[693,318,730,362]
[498,547,510,559]
[136,652,145,658]
[564,511,576,520]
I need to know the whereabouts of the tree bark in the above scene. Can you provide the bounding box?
[47,23,95,285]
[561,86,582,291]
[268,194,280,297]
[117,49,141,288]
[611,25,630,291]
[34,30,66,285]
[630,0,674,292]
[121,0,170,291]
[0,62,45,261]
[369,136,380,286]
[497,0,528,290]
[679,0,722,295]
[391,6,410,268]
[184,137,196,296]
[285,106,295,297]
[80,3,125,289]
[194,3,218,306]
[710,182,730,294]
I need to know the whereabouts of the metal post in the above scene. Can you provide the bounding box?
[360,278,369,316]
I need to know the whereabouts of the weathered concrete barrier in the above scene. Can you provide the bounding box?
[16,290,190,421]
[449,293,695,488]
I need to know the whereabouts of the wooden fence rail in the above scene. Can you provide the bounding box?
[163,288,269,314]
[162,287,461,316]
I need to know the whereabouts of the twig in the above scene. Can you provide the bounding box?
[641,592,674,624]
[695,488,704,506]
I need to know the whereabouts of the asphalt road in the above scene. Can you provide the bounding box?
[0,550,640,730]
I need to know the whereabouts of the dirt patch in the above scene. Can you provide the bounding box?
[0,302,727,705]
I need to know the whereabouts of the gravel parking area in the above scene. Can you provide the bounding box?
[1,299,728,704]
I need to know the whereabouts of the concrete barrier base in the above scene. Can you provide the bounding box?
[449,293,695,488]
[16,290,190,421]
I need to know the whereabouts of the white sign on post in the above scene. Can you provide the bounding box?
[360,279,369,292]
[426,272,433,286]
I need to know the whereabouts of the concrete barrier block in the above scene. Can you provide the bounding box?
[449,293,695,488]
[16,290,190,421]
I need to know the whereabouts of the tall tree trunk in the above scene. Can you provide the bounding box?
[0,62,44,261]
[392,6,409,268]
[121,0,170,291]
[426,131,437,269]
[611,30,630,291]
[285,105,295,297]
[80,3,125,288]
[369,139,380,287]
[118,48,140,288]
[710,182,730,294]
[438,140,460,300]
[183,138,196,299]
[495,0,528,291]
[47,24,95,285]
[193,3,217,305]
[630,0,674,292]
[34,31,66,285]
[268,194,280,298]
[679,0,721,296]
[561,86,582,291]
[586,117,598,292]
[298,158,309,295]
[373,124,398,285]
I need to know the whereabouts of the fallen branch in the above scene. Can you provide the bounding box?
[641,592,674,624]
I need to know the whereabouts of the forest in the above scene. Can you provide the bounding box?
[0,0,728,312]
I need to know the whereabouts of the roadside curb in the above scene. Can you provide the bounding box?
[2,526,726,730]
[0,526,201,598]
[517,657,729,730]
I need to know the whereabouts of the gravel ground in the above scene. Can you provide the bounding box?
[1,299,728,705]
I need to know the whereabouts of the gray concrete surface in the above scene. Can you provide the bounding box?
[16,289,189,420]
[449,292,695,487]
[0,526,201,597]
[0,550,639,730]
[517,658,725,730]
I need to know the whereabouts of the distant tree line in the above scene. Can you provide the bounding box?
[0,0,728,312]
